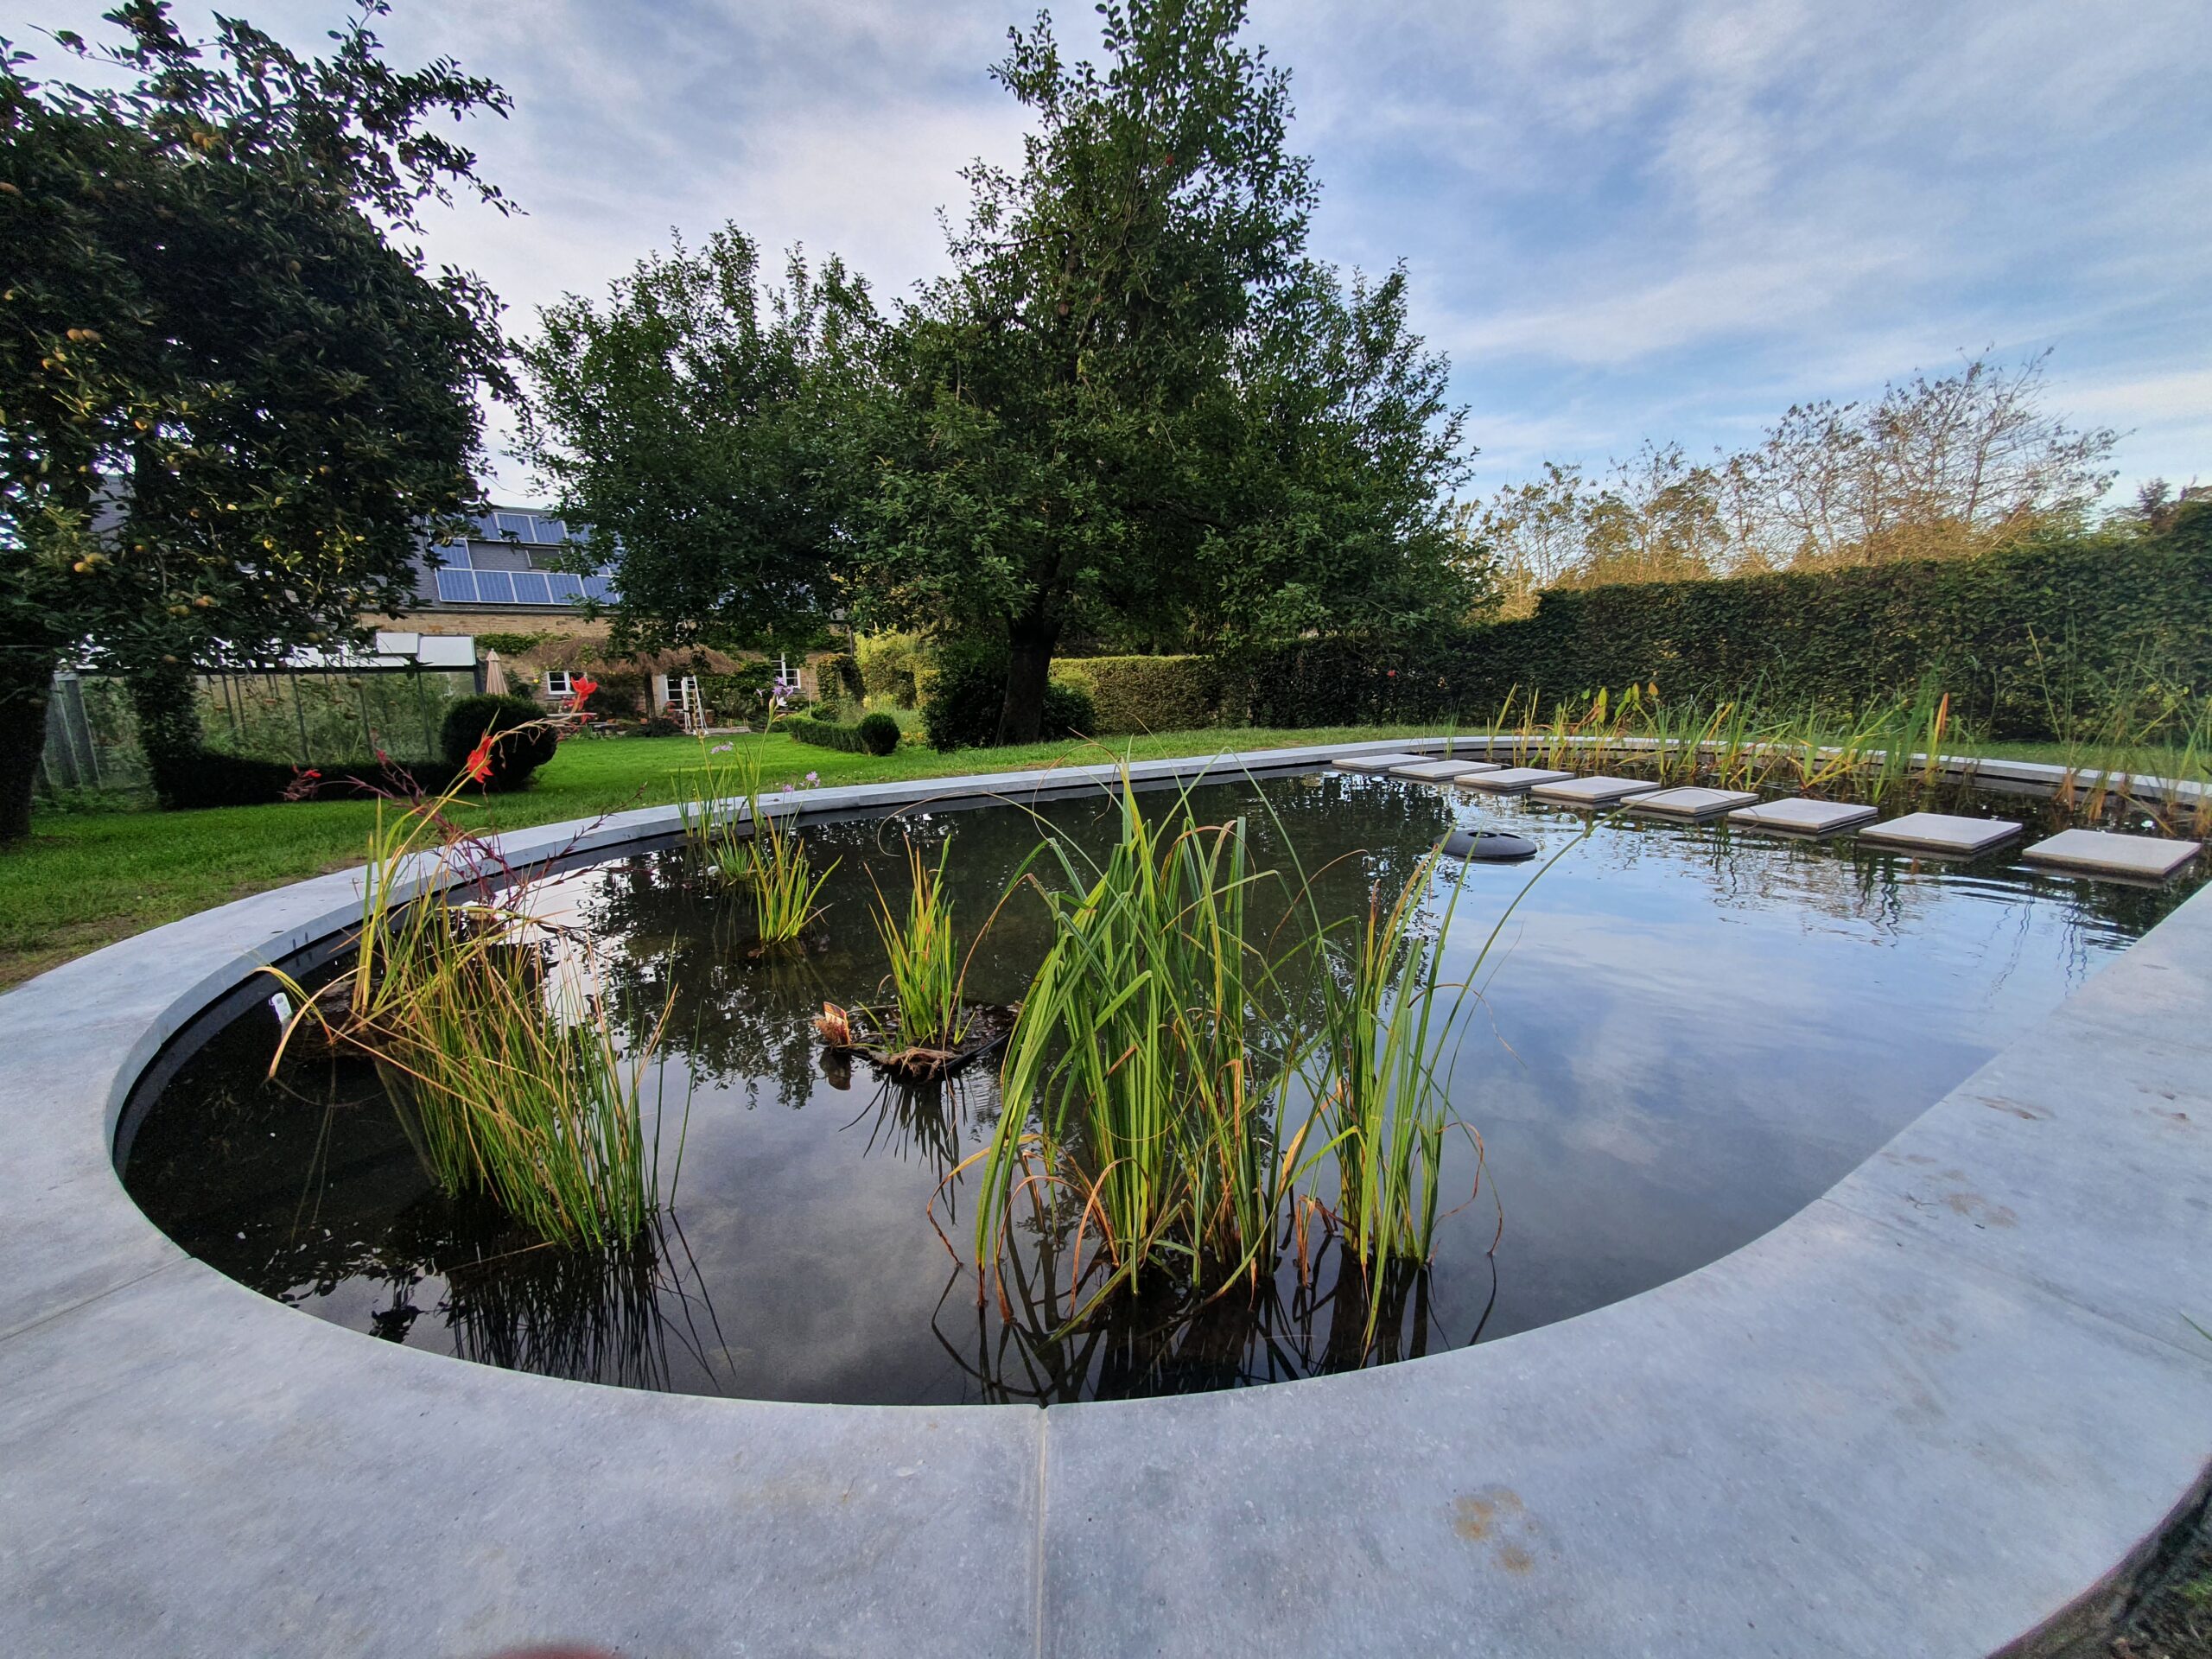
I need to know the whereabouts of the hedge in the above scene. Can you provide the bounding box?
[1050,654,1222,734]
[149,751,476,810]
[783,714,874,753]
[1248,516,2212,740]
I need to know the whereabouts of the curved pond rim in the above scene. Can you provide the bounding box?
[3,731,2209,1658]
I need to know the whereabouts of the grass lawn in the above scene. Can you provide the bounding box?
[0,724,1429,991]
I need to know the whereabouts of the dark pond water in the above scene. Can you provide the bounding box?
[122,769,2201,1404]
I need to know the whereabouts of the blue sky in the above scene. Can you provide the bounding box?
[26,0,2212,504]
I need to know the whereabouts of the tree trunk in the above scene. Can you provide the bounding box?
[0,651,55,845]
[128,659,206,809]
[995,613,1062,747]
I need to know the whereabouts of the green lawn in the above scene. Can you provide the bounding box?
[0,724,1427,991]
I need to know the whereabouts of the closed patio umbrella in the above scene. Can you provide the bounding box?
[482,650,509,696]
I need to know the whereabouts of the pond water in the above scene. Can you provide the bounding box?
[121,768,2200,1405]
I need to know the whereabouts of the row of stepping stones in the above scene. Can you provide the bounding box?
[1331,753,2203,881]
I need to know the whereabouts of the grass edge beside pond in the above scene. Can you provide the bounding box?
[0,725,1429,993]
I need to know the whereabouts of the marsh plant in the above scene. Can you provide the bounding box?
[268,728,682,1249]
[966,771,1536,1337]
[680,725,836,945]
[868,835,972,1050]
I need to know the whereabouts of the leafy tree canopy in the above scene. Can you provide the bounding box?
[0,0,512,834]
[518,227,879,657]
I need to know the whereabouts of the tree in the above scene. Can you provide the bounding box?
[518,228,880,658]
[1465,353,2120,607]
[0,1,511,837]
[864,0,1472,743]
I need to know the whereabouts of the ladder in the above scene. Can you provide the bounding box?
[675,674,706,732]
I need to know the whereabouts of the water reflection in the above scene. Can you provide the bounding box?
[124,768,2200,1405]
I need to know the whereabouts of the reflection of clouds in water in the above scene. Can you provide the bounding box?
[152,767,2201,1403]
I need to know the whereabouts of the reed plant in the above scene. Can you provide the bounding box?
[868,835,969,1051]
[973,774,1304,1317]
[679,724,836,945]
[268,728,682,1249]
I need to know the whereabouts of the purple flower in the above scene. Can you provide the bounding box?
[710,742,734,754]
[804,771,818,784]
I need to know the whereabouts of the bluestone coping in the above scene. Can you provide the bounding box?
[2024,828,2203,881]
[1727,797,1882,837]
[1859,811,2024,857]
[1,734,2208,1657]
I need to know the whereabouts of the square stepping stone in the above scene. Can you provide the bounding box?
[1331,753,1429,775]
[2023,828,2202,881]
[1458,766,1573,794]
[1529,774,1662,807]
[1726,798,1879,837]
[1625,786,1761,821]
[1859,812,2023,857]
[1389,759,1502,782]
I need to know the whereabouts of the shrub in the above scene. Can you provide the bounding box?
[857,712,903,756]
[1052,654,1221,734]
[579,670,645,718]
[1246,517,2212,741]
[440,694,557,791]
[857,631,925,708]
[150,752,472,809]
[698,662,778,722]
[785,715,871,753]
[922,640,1096,751]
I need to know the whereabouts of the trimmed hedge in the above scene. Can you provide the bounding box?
[1249,517,2212,740]
[784,714,875,753]
[150,752,474,810]
[856,712,902,756]
[1051,654,1222,734]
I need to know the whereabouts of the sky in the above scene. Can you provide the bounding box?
[21,0,2212,507]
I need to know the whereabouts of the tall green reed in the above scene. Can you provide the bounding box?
[868,835,970,1051]
[269,734,683,1249]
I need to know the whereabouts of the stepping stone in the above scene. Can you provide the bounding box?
[2022,828,2202,881]
[1332,753,1429,775]
[1625,786,1760,822]
[1390,759,1502,782]
[1459,766,1573,794]
[1529,774,1662,807]
[1726,798,1879,838]
[1859,812,2023,857]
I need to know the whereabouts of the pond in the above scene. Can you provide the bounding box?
[120,767,2199,1405]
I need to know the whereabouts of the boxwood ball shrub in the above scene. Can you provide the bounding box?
[922,641,1096,751]
[857,712,902,755]
[440,694,557,791]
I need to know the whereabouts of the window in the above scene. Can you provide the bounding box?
[543,670,574,697]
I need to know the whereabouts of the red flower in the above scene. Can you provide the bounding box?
[570,674,599,703]
[464,732,496,785]
[301,768,322,780]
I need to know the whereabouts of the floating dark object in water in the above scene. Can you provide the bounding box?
[814,1001,1020,1082]
[1439,827,1538,862]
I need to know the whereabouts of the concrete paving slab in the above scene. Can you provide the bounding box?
[1623,786,1760,820]
[1726,797,1880,837]
[1332,752,1430,774]
[1459,766,1573,793]
[1528,774,1662,807]
[2024,828,2202,881]
[1039,1196,2212,1659]
[1859,811,2024,857]
[1389,758,1502,782]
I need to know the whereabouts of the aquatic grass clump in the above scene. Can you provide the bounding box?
[269,728,682,1249]
[868,835,971,1052]
[975,775,1300,1313]
[967,766,1539,1338]
[679,728,837,946]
